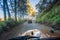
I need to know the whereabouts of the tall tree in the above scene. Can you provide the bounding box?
[3,0,11,21]
[14,0,17,21]
[3,0,6,21]
[18,0,27,19]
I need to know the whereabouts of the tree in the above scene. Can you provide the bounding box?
[3,0,11,21]
[36,0,60,29]
[14,0,17,21]
[26,1,36,16]
[18,0,27,19]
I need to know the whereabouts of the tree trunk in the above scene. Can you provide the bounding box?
[3,0,6,21]
[14,0,17,21]
[3,0,11,21]
[6,0,11,19]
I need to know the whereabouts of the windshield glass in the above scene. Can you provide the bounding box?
[0,0,60,40]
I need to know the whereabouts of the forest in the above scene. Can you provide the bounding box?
[36,0,60,30]
[0,0,36,34]
[0,0,60,35]
[0,0,27,33]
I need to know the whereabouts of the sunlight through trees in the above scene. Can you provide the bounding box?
[26,0,36,16]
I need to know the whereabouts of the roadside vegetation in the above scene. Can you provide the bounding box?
[36,0,60,30]
[0,18,26,34]
[0,0,27,34]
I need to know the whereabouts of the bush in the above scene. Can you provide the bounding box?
[36,18,41,23]
[0,18,25,32]
[6,19,17,28]
[0,21,8,32]
[1,21,10,31]
[0,26,3,33]
[36,5,60,28]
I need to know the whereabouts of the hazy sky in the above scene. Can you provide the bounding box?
[0,0,39,18]
[0,9,4,18]
[29,0,39,12]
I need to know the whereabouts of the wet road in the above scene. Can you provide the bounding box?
[0,22,53,40]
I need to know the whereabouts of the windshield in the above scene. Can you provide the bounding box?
[0,0,60,40]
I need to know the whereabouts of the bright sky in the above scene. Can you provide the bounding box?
[29,0,39,12]
[0,0,40,18]
[0,8,4,18]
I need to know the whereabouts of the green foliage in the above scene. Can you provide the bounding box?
[36,5,60,27]
[36,17,41,23]
[0,18,25,33]
[6,19,15,27]
[0,21,7,31]
[0,21,3,33]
